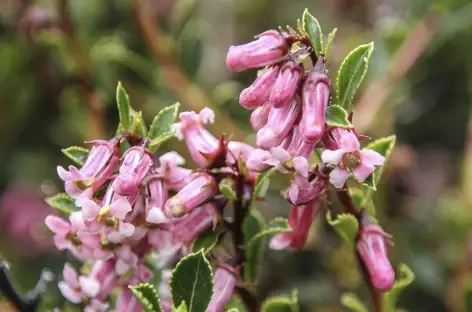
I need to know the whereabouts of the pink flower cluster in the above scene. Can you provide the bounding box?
[45,133,241,310]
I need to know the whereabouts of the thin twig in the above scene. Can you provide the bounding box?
[131,0,244,139]
[58,0,106,139]
[354,12,441,133]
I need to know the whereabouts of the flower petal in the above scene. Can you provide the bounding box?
[321,149,345,165]
[360,149,385,166]
[269,233,293,250]
[119,222,135,237]
[79,276,100,298]
[109,197,132,220]
[45,216,70,235]
[329,167,350,188]
[63,263,79,288]
[81,200,101,221]
[146,207,170,224]
[292,156,309,177]
[353,162,375,182]
[58,281,82,304]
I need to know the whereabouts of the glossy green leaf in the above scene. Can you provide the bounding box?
[326,105,353,128]
[324,28,337,59]
[116,82,131,131]
[340,292,368,312]
[243,210,265,282]
[172,301,188,312]
[192,228,220,255]
[336,43,374,110]
[148,103,180,139]
[45,193,80,216]
[148,130,176,153]
[247,218,291,252]
[250,168,276,209]
[61,146,89,166]
[326,212,359,246]
[170,250,213,312]
[129,283,163,312]
[384,264,415,311]
[261,290,299,312]
[302,9,323,56]
[130,111,148,137]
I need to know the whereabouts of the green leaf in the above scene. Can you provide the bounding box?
[325,105,353,128]
[172,301,188,312]
[148,103,180,139]
[192,228,220,255]
[302,9,323,56]
[261,290,299,312]
[384,264,415,311]
[340,292,368,312]
[250,168,276,209]
[61,146,89,166]
[247,218,291,252]
[336,43,374,110]
[219,178,237,201]
[130,111,148,137]
[148,130,176,153]
[170,250,213,312]
[361,135,396,204]
[243,210,265,282]
[324,28,337,59]
[225,295,248,312]
[45,193,80,216]
[326,212,359,246]
[129,283,163,312]
[116,82,131,131]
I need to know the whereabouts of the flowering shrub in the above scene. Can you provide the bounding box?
[0,8,415,312]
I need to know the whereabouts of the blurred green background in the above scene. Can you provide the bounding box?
[1,0,472,311]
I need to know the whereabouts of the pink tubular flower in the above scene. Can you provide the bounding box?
[226,30,289,72]
[171,203,215,244]
[299,62,330,143]
[206,267,237,312]
[58,263,100,304]
[173,108,220,167]
[286,177,325,205]
[239,66,279,109]
[357,212,395,292]
[145,178,169,224]
[227,141,255,164]
[269,201,319,250]
[268,61,303,108]
[112,146,153,196]
[250,102,271,131]
[321,128,385,188]
[116,287,142,312]
[157,152,192,191]
[57,141,118,198]
[257,96,301,149]
[88,259,119,300]
[45,212,99,260]
[164,173,217,218]
[247,149,273,172]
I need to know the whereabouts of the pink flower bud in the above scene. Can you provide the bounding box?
[323,127,359,150]
[173,108,220,167]
[164,173,217,217]
[357,213,395,292]
[206,267,237,312]
[257,96,301,149]
[269,61,303,108]
[286,126,316,159]
[270,202,319,250]
[239,66,279,109]
[300,62,331,143]
[247,149,273,172]
[172,203,215,244]
[112,147,153,196]
[250,102,271,131]
[226,30,289,72]
[57,141,118,198]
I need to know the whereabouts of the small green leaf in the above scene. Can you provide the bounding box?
[129,283,163,312]
[219,178,237,201]
[148,103,180,139]
[61,146,89,166]
[325,105,353,128]
[324,28,337,59]
[45,193,80,216]
[192,229,220,255]
[130,111,148,137]
[340,292,368,312]
[326,212,359,246]
[148,129,177,153]
[261,289,299,312]
[170,250,213,312]
[247,218,291,252]
[336,43,374,110]
[116,82,131,131]
[361,135,396,205]
[384,264,415,311]
[302,9,323,56]
[250,168,276,209]
[172,301,188,312]
[243,210,265,282]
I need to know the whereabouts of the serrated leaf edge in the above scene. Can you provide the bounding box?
[129,283,163,312]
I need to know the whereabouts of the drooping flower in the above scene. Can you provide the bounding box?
[206,267,237,312]
[269,201,319,250]
[157,152,192,191]
[112,146,153,196]
[268,60,303,108]
[57,141,118,198]
[239,66,279,109]
[356,212,395,292]
[250,102,271,131]
[226,30,289,72]
[321,128,385,188]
